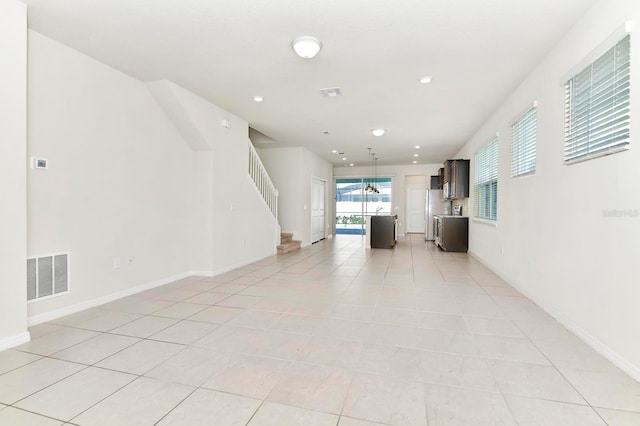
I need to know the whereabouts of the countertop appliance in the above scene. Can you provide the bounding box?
[425,189,449,241]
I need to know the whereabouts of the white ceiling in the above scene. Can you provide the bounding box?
[21,0,596,166]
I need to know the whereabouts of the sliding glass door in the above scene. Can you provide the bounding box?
[335,177,392,235]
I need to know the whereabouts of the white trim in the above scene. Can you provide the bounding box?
[469,252,640,382]
[209,252,276,276]
[311,176,328,244]
[563,145,630,166]
[333,174,396,179]
[560,20,634,84]
[472,217,498,227]
[27,271,194,326]
[0,332,31,352]
[28,253,274,327]
[189,271,214,277]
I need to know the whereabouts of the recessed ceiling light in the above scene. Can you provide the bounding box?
[372,129,386,137]
[415,145,421,149]
[342,157,347,161]
[350,163,354,166]
[253,96,264,102]
[419,76,432,84]
[413,160,418,164]
[413,154,419,157]
[292,36,322,59]
[331,150,337,153]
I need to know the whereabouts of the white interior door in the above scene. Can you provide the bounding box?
[406,184,426,233]
[311,177,326,243]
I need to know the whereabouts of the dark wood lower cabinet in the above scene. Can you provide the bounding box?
[435,216,468,252]
[370,215,397,249]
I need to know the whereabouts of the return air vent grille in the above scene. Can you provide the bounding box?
[27,253,69,302]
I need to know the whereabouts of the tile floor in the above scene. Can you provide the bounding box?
[1,234,639,425]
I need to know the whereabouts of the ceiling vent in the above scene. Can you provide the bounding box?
[319,87,343,98]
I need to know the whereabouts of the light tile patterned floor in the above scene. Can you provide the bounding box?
[1,234,639,425]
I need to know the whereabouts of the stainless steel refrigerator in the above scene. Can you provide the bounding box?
[425,189,449,241]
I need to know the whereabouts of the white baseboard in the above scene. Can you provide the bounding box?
[189,271,214,277]
[549,308,640,382]
[28,271,195,327]
[26,252,280,328]
[209,253,275,276]
[0,331,31,352]
[469,251,640,382]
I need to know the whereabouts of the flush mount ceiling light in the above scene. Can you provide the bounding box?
[253,96,264,102]
[371,129,386,137]
[419,76,432,84]
[292,36,322,59]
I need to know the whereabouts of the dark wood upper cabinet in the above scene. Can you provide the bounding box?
[442,159,469,199]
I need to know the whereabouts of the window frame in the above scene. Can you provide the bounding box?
[563,34,631,165]
[511,104,537,178]
[474,137,498,221]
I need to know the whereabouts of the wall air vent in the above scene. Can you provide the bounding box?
[319,87,343,97]
[27,252,70,302]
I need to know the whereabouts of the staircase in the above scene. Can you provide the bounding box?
[277,233,302,254]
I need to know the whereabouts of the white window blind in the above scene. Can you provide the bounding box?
[511,106,537,177]
[564,35,630,164]
[474,137,498,220]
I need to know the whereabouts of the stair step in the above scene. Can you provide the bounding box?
[277,240,301,254]
[280,232,294,244]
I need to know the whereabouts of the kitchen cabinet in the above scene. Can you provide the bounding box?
[370,215,397,249]
[434,215,468,252]
[443,159,469,200]
[430,175,442,190]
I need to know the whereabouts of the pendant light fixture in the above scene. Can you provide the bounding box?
[365,148,374,193]
[365,148,380,194]
[373,155,380,194]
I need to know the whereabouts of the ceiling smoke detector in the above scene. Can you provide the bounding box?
[319,87,342,97]
[292,36,322,59]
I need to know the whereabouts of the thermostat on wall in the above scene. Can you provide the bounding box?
[31,157,48,169]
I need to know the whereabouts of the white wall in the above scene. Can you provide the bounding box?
[0,0,29,349]
[26,34,279,323]
[156,81,279,271]
[27,32,198,319]
[334,163,444,236]
[258,147,333,246]
[456,0,640,379]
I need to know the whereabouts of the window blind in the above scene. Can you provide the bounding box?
[474,137,498,220]
[564,35,630,163]
[511,106,537,177]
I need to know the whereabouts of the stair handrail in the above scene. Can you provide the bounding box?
[248,140,278,220]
